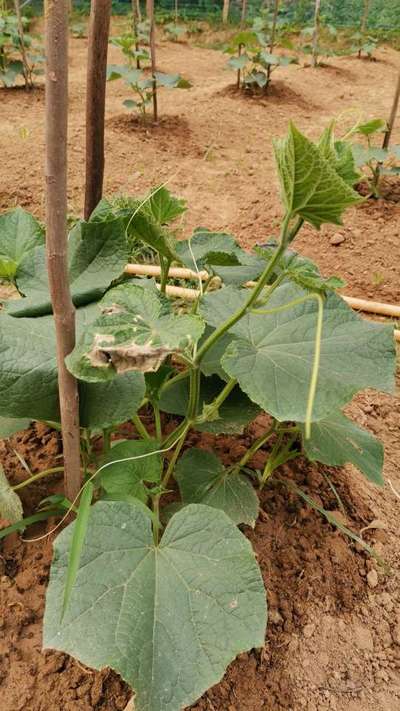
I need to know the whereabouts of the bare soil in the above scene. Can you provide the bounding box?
[0,21,400,711]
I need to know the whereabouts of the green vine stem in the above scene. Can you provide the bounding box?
[194,377,237,425]
[12,466,65,492]
[132,414,151,440]
[153,403,162,440]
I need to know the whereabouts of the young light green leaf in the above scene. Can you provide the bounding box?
[274,123,363,228]
[318,123,360,187]
[200,282,396,423]
[0,207,44,281]
[44,501,267,711]
[62,482,94,618]
[99,439,162,502]
[175,449,259,526]
[300,412,384,485]
[356,118,387,136]
[0,464,23,523]
[227,53,251,70]
[66,282,204,382]
[141,185,187,225]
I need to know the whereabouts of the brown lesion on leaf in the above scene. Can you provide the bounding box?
[87,333,176,373]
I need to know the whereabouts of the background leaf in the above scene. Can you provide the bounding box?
[0,207,44,281]
[175,448,259,526]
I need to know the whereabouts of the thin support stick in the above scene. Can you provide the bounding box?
[84,0,112,220]
[146,0,158,122]
[383,69,400,150]
[45,0,81,501]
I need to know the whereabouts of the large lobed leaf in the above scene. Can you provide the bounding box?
[200,282,395,423]
[274,122,363,228]
[44,501,267,711]
[6,217,129,317]
[0,304,145,426]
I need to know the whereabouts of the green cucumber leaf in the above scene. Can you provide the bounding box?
[175,448,259,526]
[356,118,386,136]
[175,229,241,271]
[227,53,251,70]
[274,123,363,228]
[0,464,23,524]
[99,439,162,502]
[200,282,395,423]
[300,412,384,485]
[7,217,129,317]
[44,501,266,711]
[0,416,31,438]
[159,374,259,434]
[66,282,204,382]
[318,123,360,187]
[141,185,186,225]
[0,303,145,426]
[0,207,44,281]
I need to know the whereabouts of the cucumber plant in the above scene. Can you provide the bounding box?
[0,124,396,711]
[225,16,296,92]
[0,11,44,88]
[348,118,400,197]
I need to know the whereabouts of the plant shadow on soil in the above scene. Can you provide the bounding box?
[0,417,377,711]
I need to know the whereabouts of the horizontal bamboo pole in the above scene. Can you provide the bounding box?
[125,263,400,343]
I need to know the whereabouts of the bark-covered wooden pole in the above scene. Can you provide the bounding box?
[240,0,247,27]
[84,0,112,220]
[45,0,81,501]
[146,0,158,122]
[383,70,400,150]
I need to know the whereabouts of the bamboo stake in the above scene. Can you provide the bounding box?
[266,0,280,84]
[84,0,112,220]
[146,0,158,122]
[45,0,81,501]
[383,69,400,150]
[124,263,400,341]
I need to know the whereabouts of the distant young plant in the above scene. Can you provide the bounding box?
[107,63,191,120]
[0,124,396,711]
[348,118,400,197]
[299,21,340,66]
[0,11,44,88]
[109,25,150,70]
[349,31,378,59]
[164,22,186,41]
[225,11,296,92]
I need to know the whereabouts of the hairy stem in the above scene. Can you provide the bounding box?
[132,414,151,440]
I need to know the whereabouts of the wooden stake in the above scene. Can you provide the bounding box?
[266,0,280,84]
[383,69,400,151]
[84,0,112,220]
[45,0,81,501]
[222,0,230,24]
[146,0,158,122]
[312,0,321,68]
[14,0,32,89]
[240,0,247,28]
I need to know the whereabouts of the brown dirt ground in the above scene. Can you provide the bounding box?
[1,19,400,711]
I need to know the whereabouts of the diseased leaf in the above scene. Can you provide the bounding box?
[274,123,363,228]
[300,412,384,485]
[200,282,396,423]
[44,501,266,711]
[175,449,259,526]
[0,207,44,281]
[0,464,23,523]
[159,374,259,434]
[67,282,204,381]
[99,439,162,502]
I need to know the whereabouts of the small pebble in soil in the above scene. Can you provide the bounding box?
[367,569,379,589]
[330,232,346,245]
